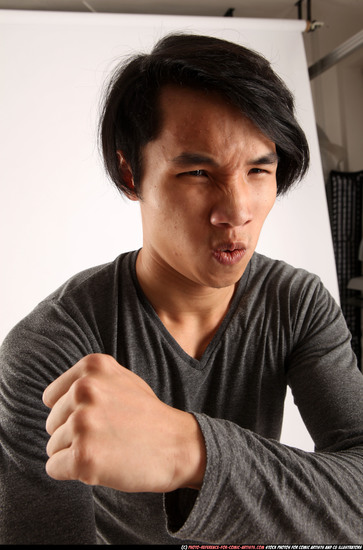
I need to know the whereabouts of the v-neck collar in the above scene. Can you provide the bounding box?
[130,250,252,370]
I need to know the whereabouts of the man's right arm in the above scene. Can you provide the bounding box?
[0,303,98,544]
[42,352,207,494]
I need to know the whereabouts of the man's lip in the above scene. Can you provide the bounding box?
[212,243,247,266]
[213,242,246,252]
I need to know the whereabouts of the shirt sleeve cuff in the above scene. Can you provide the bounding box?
[164,412,229,542]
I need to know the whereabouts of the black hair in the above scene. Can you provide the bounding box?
[99,33,309,198]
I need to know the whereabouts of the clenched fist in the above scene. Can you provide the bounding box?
[43,353,206,493]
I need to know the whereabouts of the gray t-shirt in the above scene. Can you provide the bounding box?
[0,251,362,544]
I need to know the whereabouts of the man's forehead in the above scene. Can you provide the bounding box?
[157,84,251,137]
[151,84,277,165]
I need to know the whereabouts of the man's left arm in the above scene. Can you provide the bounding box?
[165,280,363,543]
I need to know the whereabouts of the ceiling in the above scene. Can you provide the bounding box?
[0,0,334,19]
[0,1,361,28]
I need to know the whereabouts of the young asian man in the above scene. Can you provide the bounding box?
[0,33,362,545]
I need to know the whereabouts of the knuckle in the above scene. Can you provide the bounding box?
[70,406,93,433]
[71,439,98,486]
[45,437,53,458]
[72,376,97,404]
[77,353,117,380]
[45,415,53,436]
[84,352,103,365]
[82,353,110,373]
[67,412,99,485]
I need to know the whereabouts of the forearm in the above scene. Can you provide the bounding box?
[165,413,363,544]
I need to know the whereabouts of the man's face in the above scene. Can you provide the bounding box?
[136,85,278,290]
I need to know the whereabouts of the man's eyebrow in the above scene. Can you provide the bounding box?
[170,151,279,167]
[170,152,218,167]
[248,152,279,165]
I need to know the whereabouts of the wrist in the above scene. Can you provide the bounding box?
[172,410,206,491]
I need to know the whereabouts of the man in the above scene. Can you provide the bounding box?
[0,33,362,544]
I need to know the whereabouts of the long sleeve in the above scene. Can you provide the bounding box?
[2,252,362,544]
[165,279,363,543]
[166,417,363,543]
[0,299,99,544]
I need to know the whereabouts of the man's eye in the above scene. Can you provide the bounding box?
[190,170,206,177]
[182,170,207,177]
[249,168,267,175]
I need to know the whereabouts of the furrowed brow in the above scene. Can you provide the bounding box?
[170,152,218,167]
[249,152,279,165]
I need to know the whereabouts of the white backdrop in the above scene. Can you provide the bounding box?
[0,10,339,451]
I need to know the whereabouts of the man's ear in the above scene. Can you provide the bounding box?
[117,151,138,201]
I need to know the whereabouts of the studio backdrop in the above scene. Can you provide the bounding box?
[0,10,338,451]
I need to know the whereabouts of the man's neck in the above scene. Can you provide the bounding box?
[135,249,237,359]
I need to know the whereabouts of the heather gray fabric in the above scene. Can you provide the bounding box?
[0,250,362,544]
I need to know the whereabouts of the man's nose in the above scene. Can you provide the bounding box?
[210,179,252,228]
